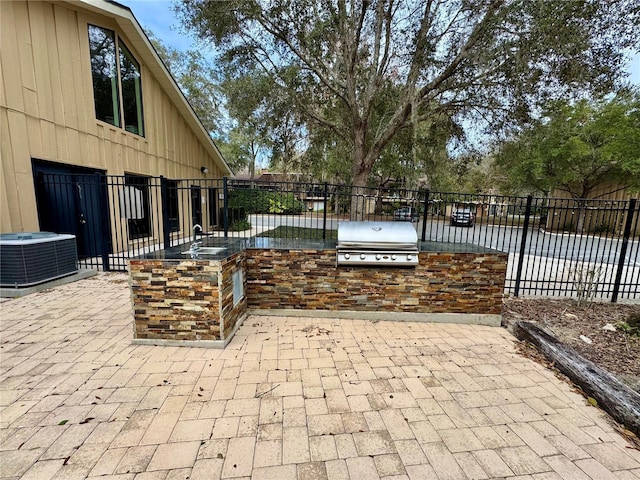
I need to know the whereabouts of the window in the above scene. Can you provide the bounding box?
[88,25,144,136]
[123,174,151,239]
[88,26,119,127]
[119,43,144,135]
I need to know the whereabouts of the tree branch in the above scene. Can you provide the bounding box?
[418,0,504,99]
[406,0,437,89]
[350,0,368,72]
[364,1,504,170]
[592,185,632,199]
[234,22,347,141]
[255,13,350,107]
[364,0,395,122]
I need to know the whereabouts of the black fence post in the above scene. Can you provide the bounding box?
[160,176,171,249]
[322,182,328,240]
[98,174,111,271]
[514,195,533,297]
[421,189,430,242]
[223,177,229,238]
[612,198,636,303]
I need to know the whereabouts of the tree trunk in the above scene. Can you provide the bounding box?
[249,142,257,181]
[575,199,587,234]
[350,182,369,221]
[350,124,373,220]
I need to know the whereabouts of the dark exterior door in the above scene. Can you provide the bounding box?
[32,160,110,260]
[208,188,218,226]
[191,185,202,228]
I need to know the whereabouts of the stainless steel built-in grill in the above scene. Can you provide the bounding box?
[337,221,419,266]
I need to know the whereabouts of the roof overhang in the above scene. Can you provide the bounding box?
[62,0,233,176]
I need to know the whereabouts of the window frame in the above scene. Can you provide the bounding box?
[88,24,145,137]
[87,25,121,128]
[118,40,145,136]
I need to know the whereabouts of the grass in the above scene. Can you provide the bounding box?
[258,226,338,240]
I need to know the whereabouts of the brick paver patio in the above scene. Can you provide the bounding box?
[1,273,639,479]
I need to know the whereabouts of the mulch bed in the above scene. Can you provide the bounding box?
[503,298,640,393]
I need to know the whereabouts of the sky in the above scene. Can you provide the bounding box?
[126,0,194,51]
[125,0,640,86]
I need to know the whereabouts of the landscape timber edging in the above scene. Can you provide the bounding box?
[513,320,640,437]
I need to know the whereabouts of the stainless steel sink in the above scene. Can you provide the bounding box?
[181,247,227,255]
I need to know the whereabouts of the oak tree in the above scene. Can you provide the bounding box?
[176,0,639,191]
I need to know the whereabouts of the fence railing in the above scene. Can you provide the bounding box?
[33,174,639,301]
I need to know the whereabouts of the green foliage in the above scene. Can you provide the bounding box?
[618,313,640,337]
[372,113,462,190]
[228,189,305,215]
[298,128,353,183]
[147,32,221,137]
[447,154,510,195]
[258,226,338,240]
[176,0,639,188]
[225,206,249,231]
[218,72,281,176]
[496,91,640,198]
[148,33,275,176]
[590,223,613,235]
[217,127,266,176]
[229,219,251,231]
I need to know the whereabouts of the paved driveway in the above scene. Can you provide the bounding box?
[1,274,639,479]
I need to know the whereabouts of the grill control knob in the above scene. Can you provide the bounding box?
[375,254,381,260]
[344,253,350,259]
[391,255,397,260]
[407,254,413,260]
[360,254,366,260]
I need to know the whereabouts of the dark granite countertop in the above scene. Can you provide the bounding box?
[137,238,247,260]
[137,236,503,261]
[418,241,502,254]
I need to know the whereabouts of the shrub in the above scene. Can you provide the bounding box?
[258,226,338,239]
[226,206,247,224]
[267,194,304,214]
[229,219,251,231]
[590,223,612,235]
[569,263,603,307]
[228,189,304,214]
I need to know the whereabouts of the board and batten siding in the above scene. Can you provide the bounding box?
[1,1,227,233]
[550,184,640,236]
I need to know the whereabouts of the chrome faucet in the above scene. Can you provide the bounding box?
[188,240,202,258]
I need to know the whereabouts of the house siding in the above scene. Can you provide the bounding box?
[0,1,227,233]
[550,184,639,236]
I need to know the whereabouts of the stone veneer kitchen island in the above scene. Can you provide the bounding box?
[129,237,507,347]
[129,241,247,348]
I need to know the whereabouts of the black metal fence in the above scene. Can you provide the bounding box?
[34,174,639,301]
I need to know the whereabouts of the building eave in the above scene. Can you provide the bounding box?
[61,0,233,176]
